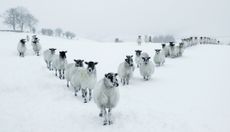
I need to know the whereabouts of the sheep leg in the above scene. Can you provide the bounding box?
[74,87,79,96]
[45,60,48,68]
[108,108,113,125]
[99,109,103,117]
[58,69,62,79]
[62,70,65,79]
[55,69,57,76]
[84,89,88,103]
[89,89,92,101]
[67,81,69,87]
[103,108,108,125]
[19,52,22,57]
[82,89,85,98]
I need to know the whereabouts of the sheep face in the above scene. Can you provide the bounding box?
[155,49,161,55]
[179,43,184,48]
[20,39,26,44]
[74,59,84,67]
[49,48,56,54]
[142,57,151,65]
[135,50,142,56]
[162,44,166,48]
[125,55,134,67]
[104,73,119,88]
[85,61,98,73]
[169,42,175,47]
[59,51,67,59]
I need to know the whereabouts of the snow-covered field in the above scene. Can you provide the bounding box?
[0,32,230,132]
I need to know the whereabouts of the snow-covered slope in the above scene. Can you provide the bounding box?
[0,32,230,132]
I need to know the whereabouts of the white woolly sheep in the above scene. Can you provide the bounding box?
[154,49,165,66]
[65,59,84,88]
[135,50,142,68]
[168,42,178,58]
[118,55,135,85]
[43,48,56,70]
[176,43,184,57]
[17,39,27,57]
[52,51,68,79]
[139,56,155,80]
[70,61,98,103]
[93,73,119,125]
[31,38,42,56]
[161,44,170,57]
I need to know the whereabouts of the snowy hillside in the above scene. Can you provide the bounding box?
[0,32,230,132]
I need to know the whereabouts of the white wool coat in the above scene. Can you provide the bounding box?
[17,42,27,53]
[43,49,55,63]
[70,67,97,90]
[52,55,67,70]
[94,79,120,109]
[139,61,155,78]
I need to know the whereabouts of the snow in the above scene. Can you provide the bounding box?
[0,32,230,132]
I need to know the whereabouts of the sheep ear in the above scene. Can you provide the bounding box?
[147,57,151,60]
[65,51,67,53]
[74,59,77,62]
[85,62,88,65]
[81,60,84,62]
[142,57,145,60]
[94,62,98,65]
[115,73,118,76]
[105,74,108,78]
[54,48,57,51]
[131,55,133,57]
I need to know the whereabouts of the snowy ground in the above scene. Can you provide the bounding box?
[0,32,230,132]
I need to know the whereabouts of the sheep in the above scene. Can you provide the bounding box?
[168,42,178,58]
[70,61,98,103]
[161,44,170,57]
[31,37,42,56]
[154,49,165,66]
[118,55,135,85]
[43,48,56,70]
[65,59,84,88]
[93,72,119,125]
[135,50,142,68]
[17,39,27,57]
[139,56,155,80]
[137,35,142,45]
[176,43,184,57]
[52,51,68,79]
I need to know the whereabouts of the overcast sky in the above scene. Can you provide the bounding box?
[0,0,230,41]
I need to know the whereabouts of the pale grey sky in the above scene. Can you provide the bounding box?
[0,0,230,41]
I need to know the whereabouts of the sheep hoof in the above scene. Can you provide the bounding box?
[108,121,113,125]
[84,100,87,103]
[74,93,77,96]
[103,121,108,126]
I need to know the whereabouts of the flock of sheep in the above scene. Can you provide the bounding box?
[16,35,193,126]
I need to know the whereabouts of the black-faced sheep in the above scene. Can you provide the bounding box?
[43,48,56,70]
[93,73,119,125]
[31,37,41,56]
[118,55,135,85]
[154,49,165,66]
[52,51,68,79]
[139,56,155,80]
[70,61,98,103]
[161,44,170,57]
[65,59,84,88]
[168,42,178,58]
[135,50,142,68]
[17,39,27,57]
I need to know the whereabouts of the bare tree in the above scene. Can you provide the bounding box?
[55,28,63,37]
[2,7,38,32]
[3,8,18,30]
[64,31,76,39]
